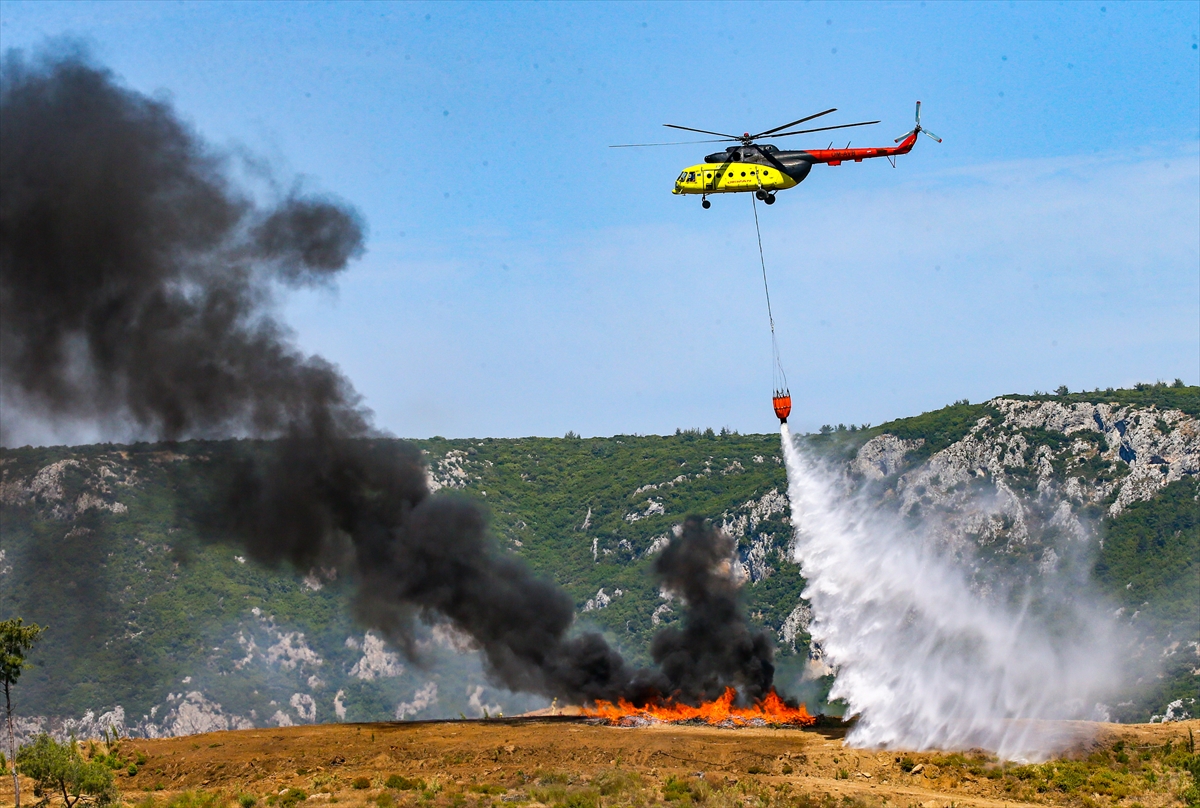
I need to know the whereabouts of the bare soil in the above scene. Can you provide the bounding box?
[3,717,1197,808]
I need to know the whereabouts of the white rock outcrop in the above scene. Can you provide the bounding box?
[347,632,404,680]
[853,436,924,480]
[395,682,438,719]
[582,587,624,612]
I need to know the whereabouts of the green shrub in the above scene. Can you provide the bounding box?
[593,770,640,796]
[1052,763,1088,792]
[352,776,372,789]
[239,794,259,808]
[17,733,119,807]
[567,790,601,808]
[1180,749,1200,782]
[385,774,425,790]
[663,776,695,803]
[278,789,308,808]
[1089,768,1132,797]
[898,757,916,773]
[531,784,568,804]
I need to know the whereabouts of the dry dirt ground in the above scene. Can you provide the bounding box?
[3,717,1198,808]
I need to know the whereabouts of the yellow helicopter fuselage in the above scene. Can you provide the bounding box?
[672,163,799,195]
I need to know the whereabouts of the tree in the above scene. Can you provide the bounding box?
[16,734,117,807]
[1,617,46,807]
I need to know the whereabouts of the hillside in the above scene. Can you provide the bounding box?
[0,385,1196,738]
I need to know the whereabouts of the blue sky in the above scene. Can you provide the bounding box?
[2,1,1198,439]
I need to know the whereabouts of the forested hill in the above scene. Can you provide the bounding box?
[1,384,1196,738]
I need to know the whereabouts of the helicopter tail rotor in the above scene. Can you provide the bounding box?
[895,101,942,144]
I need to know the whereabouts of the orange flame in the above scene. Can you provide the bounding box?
[584,688,815,727]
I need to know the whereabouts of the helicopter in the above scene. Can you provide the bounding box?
[612,102,941,208]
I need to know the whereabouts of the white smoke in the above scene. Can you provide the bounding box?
[779,425,1126,760]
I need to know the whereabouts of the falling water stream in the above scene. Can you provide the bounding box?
[779,425,1127,760]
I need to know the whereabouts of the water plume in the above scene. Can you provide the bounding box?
[779,425,1126,759]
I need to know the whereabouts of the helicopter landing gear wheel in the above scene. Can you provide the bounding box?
[702,198,711,209]
[755,189,767,201]
[765,193,776,205]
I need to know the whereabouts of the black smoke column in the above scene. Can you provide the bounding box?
[0,48,367,440]
[0,47,656,705]
[0,47,781,710]
[652,516,776,704]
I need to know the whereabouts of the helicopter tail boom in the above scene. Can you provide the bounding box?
[802,101,937,166]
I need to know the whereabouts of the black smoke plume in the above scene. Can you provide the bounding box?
[0,48,778,707]
[653,516,776,703]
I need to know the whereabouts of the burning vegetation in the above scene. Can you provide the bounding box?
[585,687,816,727]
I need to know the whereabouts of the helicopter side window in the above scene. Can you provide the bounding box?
[687,172,696,182]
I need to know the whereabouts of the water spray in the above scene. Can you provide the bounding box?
[777,426,1127,760]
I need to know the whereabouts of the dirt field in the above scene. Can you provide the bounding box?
[4,717,1198,808]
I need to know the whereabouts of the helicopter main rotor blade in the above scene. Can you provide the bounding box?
[663,123,743,139]
[609,137,737,148]
[751,108,837,139]
[764,120,881,139]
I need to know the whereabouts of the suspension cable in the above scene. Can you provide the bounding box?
[751,194,788,395]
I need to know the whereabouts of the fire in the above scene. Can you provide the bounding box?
[584,688,816,727]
